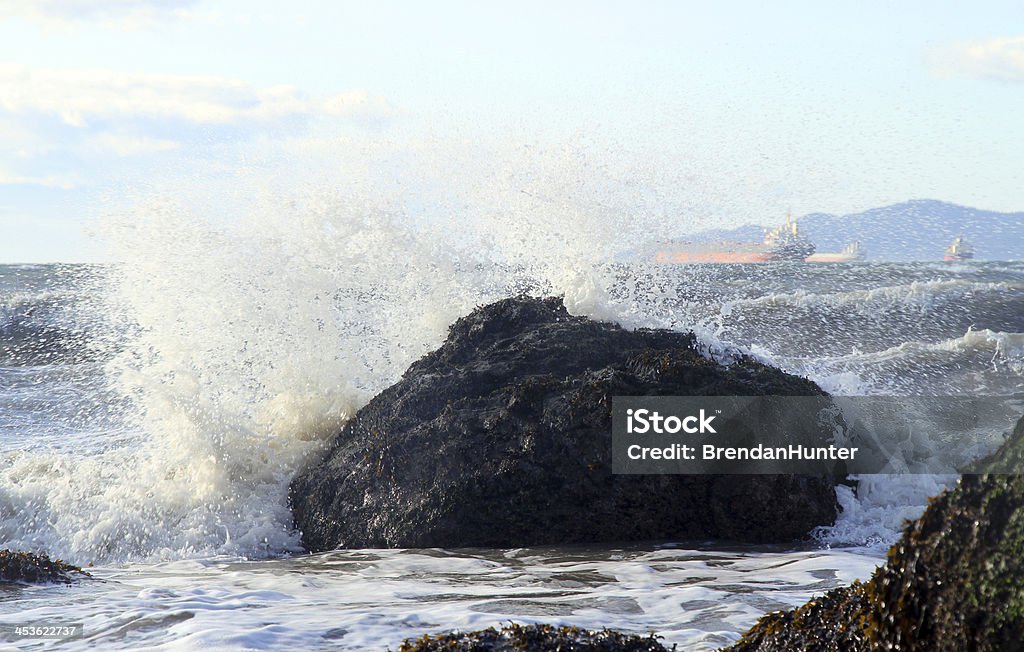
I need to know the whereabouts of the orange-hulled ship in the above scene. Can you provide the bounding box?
[944,235,974,261]
[656,214,816,263]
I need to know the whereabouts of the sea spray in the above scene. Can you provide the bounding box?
[0,137,705,563]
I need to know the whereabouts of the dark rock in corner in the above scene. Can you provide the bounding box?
[399,623,670,652]
[724,414,1024,652]
[290,296,838,551]
[0,550,90,584]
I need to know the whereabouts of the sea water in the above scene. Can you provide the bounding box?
[1,147,1022,648]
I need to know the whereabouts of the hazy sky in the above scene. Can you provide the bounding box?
[1,0,1023,262]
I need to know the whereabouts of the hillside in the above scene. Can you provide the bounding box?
[667,200,1023,261]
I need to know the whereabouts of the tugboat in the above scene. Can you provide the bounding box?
[656,213,816,263]
[806,241,866,263]
[944,235,974,261]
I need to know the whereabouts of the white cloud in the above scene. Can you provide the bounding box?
[0,169,76,189]
[0,0,203,30]
[0,64,395,126]
[0,117,55,158]
[927,36,1024,82]
[87,133,179,156]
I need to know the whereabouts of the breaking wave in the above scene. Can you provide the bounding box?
[0,139,704,563]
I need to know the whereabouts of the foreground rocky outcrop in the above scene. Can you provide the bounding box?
[0,550,89,584]
[399,624,670,652]
[724,414,1024,651]
[291,296,838,551]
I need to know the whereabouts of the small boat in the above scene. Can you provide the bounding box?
[806,241,866,263]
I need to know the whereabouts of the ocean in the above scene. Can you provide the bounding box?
[1,258,1022,650]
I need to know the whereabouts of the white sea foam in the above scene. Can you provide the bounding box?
[0,545,881,651]
[801,328,1024,396]
[724,278,1018,314]
[820,327,1024,365]
[814,474,960,549]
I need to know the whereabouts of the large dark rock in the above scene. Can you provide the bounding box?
[290,296,838,551]
[725,414,1024,651]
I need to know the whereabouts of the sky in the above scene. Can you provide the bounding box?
[1,0,1022,262]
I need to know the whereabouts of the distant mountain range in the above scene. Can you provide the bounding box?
[668,200,1023,261]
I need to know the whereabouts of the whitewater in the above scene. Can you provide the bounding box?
[1,145,1022,649]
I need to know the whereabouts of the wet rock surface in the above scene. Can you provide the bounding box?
[0,550,90,584]
[290,296,838,551]
[724,414,1024,652]
[398,623,670,652]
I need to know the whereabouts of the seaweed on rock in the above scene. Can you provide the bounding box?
[725,414,1024,651]
[399,623,671,652]
[0,550,90,584]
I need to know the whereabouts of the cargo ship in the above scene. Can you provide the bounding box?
[944,235,974,261]
[805,241,866,263]
[655,214,816,263]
